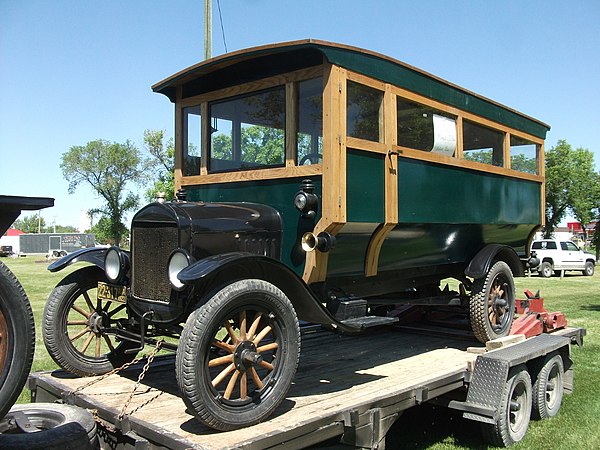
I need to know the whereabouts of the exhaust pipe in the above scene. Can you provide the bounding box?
[302,232,336,253]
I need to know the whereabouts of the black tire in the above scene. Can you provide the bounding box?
[0,260,35,419]
[0,402,96,449]
[43,266,137,376]
[539,261,553,278]
[469,261,516,343]
[481,366,532,447]
[583,261,595,276]
[532,353,564,419]
[176,279,301,431]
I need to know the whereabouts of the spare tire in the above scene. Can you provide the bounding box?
[0,260,35,419]
[0,403,97,450]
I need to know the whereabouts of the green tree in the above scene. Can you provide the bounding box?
[543,140,600,239]
[61,139,146,246]
[12,214,45,233]
[144,130,175,202]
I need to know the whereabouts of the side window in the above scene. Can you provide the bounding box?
[565,242,579,251]
[547,241,557,249]
[397,97,456,156]
[297,78,323,165]
[347,81,383,142]
[463,120,505,167]
[510,135,538,174]
[559,242,568,250]
[183,106,202,176]
[532,241,542,250]
[209,87,286,173]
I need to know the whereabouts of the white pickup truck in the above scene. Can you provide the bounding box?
[531,239,596,277]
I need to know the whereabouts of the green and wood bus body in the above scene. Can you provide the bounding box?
[153,40,547,297]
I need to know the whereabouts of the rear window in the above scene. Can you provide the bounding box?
[532,241,557,250]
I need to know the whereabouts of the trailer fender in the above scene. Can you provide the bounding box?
[47,247,109,273]
[465,244,523,279]
[178,252,341,327]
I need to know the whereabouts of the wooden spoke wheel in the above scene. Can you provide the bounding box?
[43,266,137,376]
[176,279,300,431]
[470,261,516,343]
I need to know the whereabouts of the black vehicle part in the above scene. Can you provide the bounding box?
[43,266,138,376]
[0,261,35,419]
[469,261,516,343]
[47,247,110,273]
[176,279,300,431]
[465,244,524,279]
[531,353,564,419]
[480,366,532,447]
[0,402,96,450]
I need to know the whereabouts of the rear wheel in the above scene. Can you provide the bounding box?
[43,266,137,376]
[469,261,516,343]
[481,366,532,447]
[0,261,35,418]
[583,261,595,276]
[176,279,300,431]
[532,353,564,419]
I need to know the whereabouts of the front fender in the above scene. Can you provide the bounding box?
[47,247,110,273]
[178,252,355,332]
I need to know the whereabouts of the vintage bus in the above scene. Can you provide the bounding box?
[44,40,547,431]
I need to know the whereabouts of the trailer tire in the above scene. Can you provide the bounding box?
[43,266,138,376]
[176,279,300,431]
[0,260,35,419]
[469,261,516,343]
[532,353,564,419]
[0,402,96,449]
[481,366,532,447]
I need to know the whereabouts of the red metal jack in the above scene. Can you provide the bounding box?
[510,289,567,338]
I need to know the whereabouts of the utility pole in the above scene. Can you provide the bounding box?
[204,0,212,60]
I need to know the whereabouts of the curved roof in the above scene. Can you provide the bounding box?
[152,39,549,139]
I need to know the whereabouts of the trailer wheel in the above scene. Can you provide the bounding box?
[469,261,516,343]
[583,261,595,276]
[539,261,553,278]
[43,266,138,376]
[0,402,96,449]
[0,261,35,419]
[176,279,300,431]
[481,366,532,447]
[532,353,564,419]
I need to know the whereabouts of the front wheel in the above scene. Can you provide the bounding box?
[539,261,553,278]
[176,279,300,431]
[43,266,138,376]
[469,261,516,343]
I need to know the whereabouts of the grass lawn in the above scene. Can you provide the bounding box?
[3,255,599,449]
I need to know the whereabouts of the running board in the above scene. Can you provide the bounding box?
[341,316,399,330]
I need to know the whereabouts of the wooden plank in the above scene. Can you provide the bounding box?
[30,330,479,450]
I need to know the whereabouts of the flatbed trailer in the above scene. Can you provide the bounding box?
[29,325,584,449]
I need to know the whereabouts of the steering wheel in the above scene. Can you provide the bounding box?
[299,153,322,165]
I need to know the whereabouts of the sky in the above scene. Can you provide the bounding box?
[1,0,599,230]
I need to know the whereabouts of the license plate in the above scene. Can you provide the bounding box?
[97,282,127,303]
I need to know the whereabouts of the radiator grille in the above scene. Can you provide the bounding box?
[131,225,179,303]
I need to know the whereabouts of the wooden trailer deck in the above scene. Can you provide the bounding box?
[30,328,482,449]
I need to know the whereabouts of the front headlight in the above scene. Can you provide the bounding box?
[104,247,129,283]
[168,249,192,291]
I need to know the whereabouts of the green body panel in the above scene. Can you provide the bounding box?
[185,176,322,275]
[327,158,541,281]
[396,158,541,224]
[346,149,385,222]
